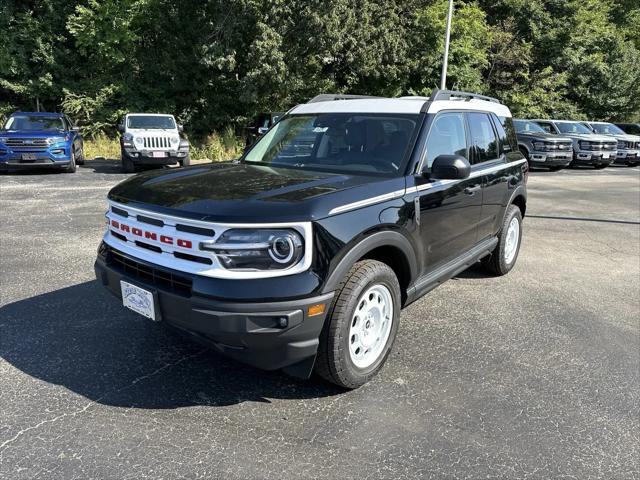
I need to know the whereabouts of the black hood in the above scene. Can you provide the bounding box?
[108,162,405,223]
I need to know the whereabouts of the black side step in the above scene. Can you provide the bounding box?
[405,237,498,305]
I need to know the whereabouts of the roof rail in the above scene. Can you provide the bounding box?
[429,89,501,104]
[307,94,382,103]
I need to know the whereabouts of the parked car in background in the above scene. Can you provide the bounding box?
[244,112,284,147]
[0,112,84,173]
[582,121,639,167]
[615,123,640,135]
[531,119,617,169]
[95,90,527,389]
[513,119,573,171]
[118,113,190,173]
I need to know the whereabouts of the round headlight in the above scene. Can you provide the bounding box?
[171,136,179,144]
[134,137,143,145]
[269,235,297,264]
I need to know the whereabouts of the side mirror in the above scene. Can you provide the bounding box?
[425,155,471,180]
[258,126,269,135]
[178,124,184,133]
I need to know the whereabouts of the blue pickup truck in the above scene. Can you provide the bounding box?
[0,112,84,173]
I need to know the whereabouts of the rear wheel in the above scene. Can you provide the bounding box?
[65,149,77,173]
[482,204,522,276]
[315,260,401,389]
[75,144,85,165]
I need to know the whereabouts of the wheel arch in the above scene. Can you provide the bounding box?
[321,230,418,306]
[508,187,527,218]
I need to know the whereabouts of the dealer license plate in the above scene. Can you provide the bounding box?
[152,151,166,158]
[120,280,157,321]
[21,153,37,161]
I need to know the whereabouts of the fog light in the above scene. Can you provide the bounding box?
[308,304,326,317]
[277,317,288,328]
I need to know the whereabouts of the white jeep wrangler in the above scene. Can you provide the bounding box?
[118,113,190,173]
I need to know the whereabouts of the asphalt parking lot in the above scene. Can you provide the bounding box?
[1,162,639,479]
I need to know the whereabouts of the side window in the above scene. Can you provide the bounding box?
[536,122,553,134]
[467,112,498,164]
[424,112,467,168]
[496,115,518,153]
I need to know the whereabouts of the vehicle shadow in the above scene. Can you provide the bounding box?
[453,262,494,280]
[0,281,343,409]
[80,158,125,174]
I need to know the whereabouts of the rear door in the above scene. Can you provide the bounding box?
[412,111,483,272]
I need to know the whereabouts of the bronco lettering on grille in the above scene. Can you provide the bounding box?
[110,220,193,249]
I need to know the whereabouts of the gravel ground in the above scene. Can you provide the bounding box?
[1,162,639,479]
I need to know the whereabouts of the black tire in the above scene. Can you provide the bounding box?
[180,155,191,167]
[594,164,607,170]
[626,161,638,167]
[65,149,77,173]
[315,260,401,389]
[518,147,531,168]
[121,148,137,173]
[548,166,563,171]
[482,204,523,276]
[75,144,85,165]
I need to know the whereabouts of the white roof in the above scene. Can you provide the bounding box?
[126,113,175,117]
[290,96,512,117]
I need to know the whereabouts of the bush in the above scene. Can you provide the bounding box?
[83,134,121,160]
[82,128,245,162]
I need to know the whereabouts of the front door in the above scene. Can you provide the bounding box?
[412,111,482,273]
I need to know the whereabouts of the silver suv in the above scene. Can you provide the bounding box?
[583,122,640,167]
[532,119,617,169]
[514,119,573,171]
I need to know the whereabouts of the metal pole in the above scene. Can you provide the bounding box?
[440,0,454,90]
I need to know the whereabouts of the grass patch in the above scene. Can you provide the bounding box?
[84,134,120,160]
[82,127,245,162]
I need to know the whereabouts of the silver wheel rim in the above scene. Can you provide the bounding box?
[504,217,520,264]
[348,284,394,369]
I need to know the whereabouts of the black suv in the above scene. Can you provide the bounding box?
[95,90,528,388]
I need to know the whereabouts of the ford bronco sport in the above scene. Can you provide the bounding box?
[95,90,528,388]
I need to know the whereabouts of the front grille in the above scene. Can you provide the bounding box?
[603,142,617,150]
[142,137,171,149]
[106,245,192,297]
[617,140,626,149]
[5,138,49,152]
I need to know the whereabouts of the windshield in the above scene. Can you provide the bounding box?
[4,115,64,131]
[127,115,176,129]
[514,120,546,134]
[556,122,592,134]
[244,113,419,175]
[592,123,625,135]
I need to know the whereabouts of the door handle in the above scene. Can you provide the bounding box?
[464,186,481,196]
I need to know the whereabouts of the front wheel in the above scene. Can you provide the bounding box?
[179,155,191,167]
[482,204,523,276]
[315,260,401,389]
[121,148,137,173]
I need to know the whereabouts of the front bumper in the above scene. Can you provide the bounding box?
[528,150,572,166]
[0,147,72,169]
[613,150,640,164]
[572,150,615,166]
[123,147,188,165]
[94,243,334,376]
